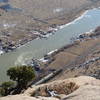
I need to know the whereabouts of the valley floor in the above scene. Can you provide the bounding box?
[0,0,100,53]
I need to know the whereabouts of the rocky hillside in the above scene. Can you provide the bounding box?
[1,76,100,100]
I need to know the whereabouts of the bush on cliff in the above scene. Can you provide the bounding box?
[0,81,14,96]
[0,66,35,96]
[7,66,35,93]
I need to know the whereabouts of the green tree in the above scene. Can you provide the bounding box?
[0,81,14,96]
[7,66,35,93]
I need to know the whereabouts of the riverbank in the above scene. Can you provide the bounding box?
[38,26,100,63]
[34,26,100,81]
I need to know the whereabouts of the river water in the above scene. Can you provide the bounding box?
[0,0,8,2]
[0,8,100,83]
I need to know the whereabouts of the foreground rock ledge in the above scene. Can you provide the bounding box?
[1,76,100,100]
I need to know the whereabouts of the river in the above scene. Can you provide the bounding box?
[0,8,100,83]
[0,0,8,2]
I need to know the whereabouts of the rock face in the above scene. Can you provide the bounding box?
[1,76,100,100]
[0,95,59,100]
[63,85,100,100]
[24,76,100,96]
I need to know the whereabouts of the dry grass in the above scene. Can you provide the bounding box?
[32,82,79,97]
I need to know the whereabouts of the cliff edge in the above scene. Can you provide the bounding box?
[1,76,100,100]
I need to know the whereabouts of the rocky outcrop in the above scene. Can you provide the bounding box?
[0,95,59,100]
[63,85,100,100]
[24,76,100,96]
[1,76,100,100]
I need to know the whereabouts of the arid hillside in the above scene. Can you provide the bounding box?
[9,0,100,24]
[9,0,91,19]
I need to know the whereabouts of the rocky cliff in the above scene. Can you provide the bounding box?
[1,76,100,100]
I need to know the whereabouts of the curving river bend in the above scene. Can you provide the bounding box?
[0,8,100,83]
